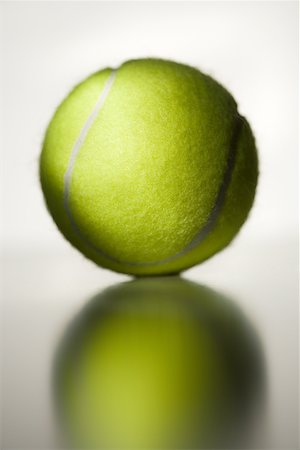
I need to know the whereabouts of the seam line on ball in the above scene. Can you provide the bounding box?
[63,69,117,240]
[174,115,242,259]
[64,75,242,267]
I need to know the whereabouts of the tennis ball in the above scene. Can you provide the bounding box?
[54,278,265,449]
[40,58,258,276]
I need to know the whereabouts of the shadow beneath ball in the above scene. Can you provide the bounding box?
[53,277,266,449]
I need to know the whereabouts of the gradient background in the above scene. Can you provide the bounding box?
[1,1,299,448]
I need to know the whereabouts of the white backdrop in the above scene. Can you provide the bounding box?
[1,2,299,449]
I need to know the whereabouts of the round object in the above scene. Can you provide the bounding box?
[40,59,258,275]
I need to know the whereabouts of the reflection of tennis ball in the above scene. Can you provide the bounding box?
[54,278,265,449]
[40,58,258,276]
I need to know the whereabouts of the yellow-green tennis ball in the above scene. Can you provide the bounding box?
[40,58,258,276]
[54,278,265,449]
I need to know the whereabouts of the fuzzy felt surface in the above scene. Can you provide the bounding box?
[40,58,258,275]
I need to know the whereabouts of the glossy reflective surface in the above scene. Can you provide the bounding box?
[54,278,265,449]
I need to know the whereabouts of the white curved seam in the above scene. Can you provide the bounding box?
[63,69,117,212]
